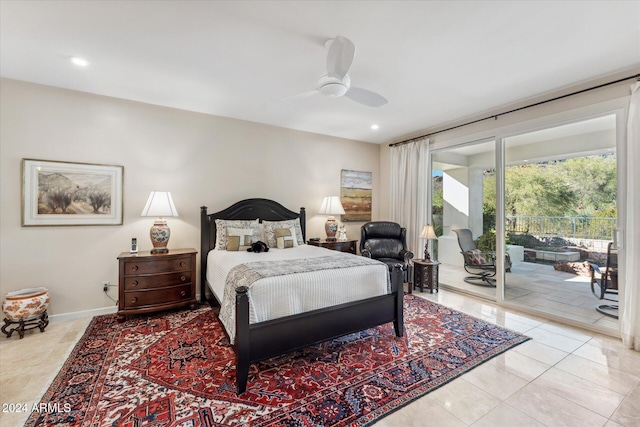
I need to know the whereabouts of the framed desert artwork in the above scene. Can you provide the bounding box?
[340,169,372,222]
[22,159,124,226]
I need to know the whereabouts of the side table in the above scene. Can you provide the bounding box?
[413,259,440,293]
[307,239,357,254]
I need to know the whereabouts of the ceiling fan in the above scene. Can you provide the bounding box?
[276,36,388,108]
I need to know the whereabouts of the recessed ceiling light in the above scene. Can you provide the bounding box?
[371,124,379,130]
[70,57,89,67]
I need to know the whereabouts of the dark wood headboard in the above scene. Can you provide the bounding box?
[200,198,306,302]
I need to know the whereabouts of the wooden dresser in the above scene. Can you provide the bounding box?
[117,248,197,322]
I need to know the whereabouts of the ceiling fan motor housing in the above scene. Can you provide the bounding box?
[318,74,350,97]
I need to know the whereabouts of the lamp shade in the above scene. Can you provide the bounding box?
[141,192,179,217]
[318,196,345,215]
[419,225,437,240]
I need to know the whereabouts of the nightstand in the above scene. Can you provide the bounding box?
[307,239,357,254]
[413,259,440,293]
[117,248,197,322]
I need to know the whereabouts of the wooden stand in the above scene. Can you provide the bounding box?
[413,259,440,293]
[1,311,49,339]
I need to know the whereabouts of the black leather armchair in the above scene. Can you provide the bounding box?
[360,221,414,282]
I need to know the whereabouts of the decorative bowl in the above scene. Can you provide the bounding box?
[2,287,50,321]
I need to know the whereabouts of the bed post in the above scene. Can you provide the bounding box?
[235,286,250,394]
[391,264,404,337]
[200,206,209,303]
[300,207,306,241]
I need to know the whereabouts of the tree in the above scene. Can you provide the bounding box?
[88,190,110,214]
[47,188,73,213]
[557,155,617,216]
[505,164,575,217]
[482,171,496,233]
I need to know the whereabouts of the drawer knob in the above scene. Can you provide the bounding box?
[180,290,186,297]
[180,275,186,282]
[131,297,137,304]
[131,265,139,272]
[130,280,138,287]
[180,261,186,267]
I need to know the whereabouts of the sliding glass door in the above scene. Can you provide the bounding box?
[431,139,497,300]
[430,113,621,333]
[502,114,619,331]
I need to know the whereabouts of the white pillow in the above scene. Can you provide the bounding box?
[215,219,259,250]
[263,219,304,248]
[227,227,254,251]
[275,227,298,249]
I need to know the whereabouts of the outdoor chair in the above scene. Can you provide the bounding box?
[453,228,512,287]
[588,242,618,319]
[360,221,414,282]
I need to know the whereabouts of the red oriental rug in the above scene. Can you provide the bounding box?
[26,295,529,427]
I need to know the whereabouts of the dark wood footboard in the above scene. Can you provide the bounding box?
[234,265,404,394]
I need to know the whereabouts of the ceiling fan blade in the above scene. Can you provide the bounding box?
[345,87,388,108]
[326,36,355,80]
[269,89,319,105]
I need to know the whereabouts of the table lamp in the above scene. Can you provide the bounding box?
[419,225,437,260]
[141,191,179,254]
[319,196,345,241]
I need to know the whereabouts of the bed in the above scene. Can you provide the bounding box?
[200,198,404,394]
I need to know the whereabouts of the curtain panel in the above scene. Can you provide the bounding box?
[621,81,640,351]
[390,137,430,257]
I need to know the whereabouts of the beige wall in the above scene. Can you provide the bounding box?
[0,78,381,316]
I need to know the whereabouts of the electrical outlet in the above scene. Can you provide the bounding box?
[102,281,110,292]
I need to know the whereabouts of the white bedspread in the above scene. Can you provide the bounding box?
[206,244,389,341]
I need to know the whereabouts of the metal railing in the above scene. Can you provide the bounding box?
[506,215,617,240]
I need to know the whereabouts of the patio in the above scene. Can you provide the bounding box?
[437,259,619,332]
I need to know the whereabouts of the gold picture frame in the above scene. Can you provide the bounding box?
[21,159,124,226]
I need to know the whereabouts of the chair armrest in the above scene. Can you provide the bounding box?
[401,250,414,263]
[361,249,372,258]
[589,263,602,278]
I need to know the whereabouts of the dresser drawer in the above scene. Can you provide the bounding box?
[123,256,191,276]
[124,271,191,290]
[124,284,193,308]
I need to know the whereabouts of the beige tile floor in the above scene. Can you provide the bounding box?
[439,260,620,332]
[1,289,638,427]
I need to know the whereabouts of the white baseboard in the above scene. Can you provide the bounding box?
[49,305,118,322]
[48,293,202,322]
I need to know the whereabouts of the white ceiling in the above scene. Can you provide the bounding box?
[1,1,639,144]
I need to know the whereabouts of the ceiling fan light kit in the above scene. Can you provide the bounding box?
[318,75,350,97]
[276,35,388,108]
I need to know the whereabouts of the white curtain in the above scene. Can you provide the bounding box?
[390,137,430,257]
[621,81,640,351]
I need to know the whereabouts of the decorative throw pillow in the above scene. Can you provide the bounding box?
[275,228,297,249]
[226,227,254,251]
[467,249,487,265]
[215,219,259,250]
[263,219,304,248]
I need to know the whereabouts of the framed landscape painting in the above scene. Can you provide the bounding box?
[340,169,372,222]
[22,159,124,226]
